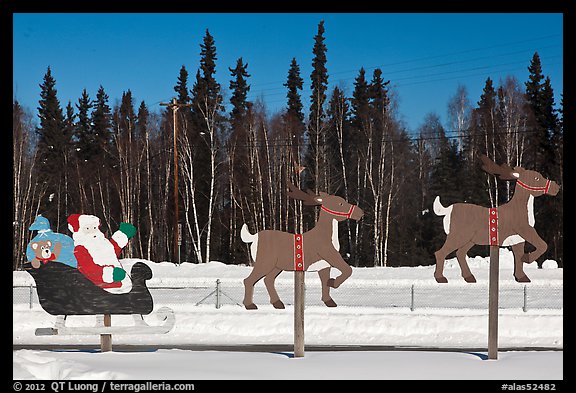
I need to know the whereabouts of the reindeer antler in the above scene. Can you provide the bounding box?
[287,182,322,206]
[479,154,518,180]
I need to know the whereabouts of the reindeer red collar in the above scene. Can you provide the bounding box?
[240,182,364,310]
[433,155,560,284]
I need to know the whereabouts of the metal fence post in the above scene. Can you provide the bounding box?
[216,279,221,309]
[410,284,415,311]
[523,285,527,312]
[29,284,33,309]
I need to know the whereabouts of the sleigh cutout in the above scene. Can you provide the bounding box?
[25,261,175,336]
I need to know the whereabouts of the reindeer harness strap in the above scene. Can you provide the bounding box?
[489,208,499,246]
[321,204,356,219]
[517,179,551,194]
[294,234,304,271]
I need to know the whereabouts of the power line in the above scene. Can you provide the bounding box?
[246,33,562,90]
[245,53,562,103]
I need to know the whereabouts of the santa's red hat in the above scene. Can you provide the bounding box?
[67,214,100,233]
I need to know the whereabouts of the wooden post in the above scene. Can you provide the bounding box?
[488,245,499,360]
[160,98,190,265]
[100,314,112,352]
[171,98,179,265]
[294,270,305,357]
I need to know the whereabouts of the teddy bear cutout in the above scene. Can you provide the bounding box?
[26,215,76,268]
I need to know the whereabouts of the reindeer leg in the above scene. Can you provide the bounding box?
[242,265,269,310]
[264,267,285,309]
[511,242,531,283]
[318,267,337,307]
[456,241,476,283]
[518,227,548,265]
[324,250,352,289]
[434,240,455,283]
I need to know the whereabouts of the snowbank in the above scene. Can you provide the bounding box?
[13,349,563,380]
[13,254,563,380]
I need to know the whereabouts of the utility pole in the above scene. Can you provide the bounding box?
[160,98,191,265]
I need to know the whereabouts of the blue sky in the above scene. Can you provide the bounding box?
[13,13,563,132]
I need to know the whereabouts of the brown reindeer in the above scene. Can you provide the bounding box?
[241,182,364,309]
[433,154,560,283]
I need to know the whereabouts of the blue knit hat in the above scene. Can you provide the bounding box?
[29,215,52,232]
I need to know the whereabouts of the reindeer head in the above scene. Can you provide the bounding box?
[287,182,364,221]
[480,155,560,197]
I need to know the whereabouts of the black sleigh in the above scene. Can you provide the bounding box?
[25,261,175,336]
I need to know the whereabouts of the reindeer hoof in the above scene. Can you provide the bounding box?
[514,274,531,283]
[272,300,285,309]
[435,276,448,283]
[327,278,337,288]
[464,275,477,283]
[244,303,258,310]
[323,299,337,307]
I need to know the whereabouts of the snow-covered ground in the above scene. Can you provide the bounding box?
[13,250,563,380]
[14,348,563,380]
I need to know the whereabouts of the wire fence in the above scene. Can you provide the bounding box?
[13,279,563,312]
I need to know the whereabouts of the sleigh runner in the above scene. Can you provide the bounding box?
[25,260,175,336]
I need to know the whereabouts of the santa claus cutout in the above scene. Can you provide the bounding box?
[67,214,136,294]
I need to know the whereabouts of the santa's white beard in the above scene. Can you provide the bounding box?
[73,231,121,268]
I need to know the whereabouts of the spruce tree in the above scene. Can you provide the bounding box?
[37,66,67,170]
[228,56,251,171]
[75,88,94,161]
[173,65,192,131]
[525,52,557,173]
[136,100,149,136]
[525,52,545,125]
[309,20,328,131]
[116,89,137,136]
[369,68,390,118]
[283,57,305,158]
[524,53,562,266]
[306,20,329,193]
[35,66,71,228]
[174,65,191,104]
[194,29,223,114]
[189,29,224,263]
[229,57,251,132]
[348,67,371,263]
[284,58,305,127]
[351,68,370,134]
[228,57,252,264]
[91,85,112,161]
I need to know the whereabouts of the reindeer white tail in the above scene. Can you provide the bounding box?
[241,224,259,262]
[240,224,257,243]
[433,196,453,234]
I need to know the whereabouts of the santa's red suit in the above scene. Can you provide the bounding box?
[67,214,132,294]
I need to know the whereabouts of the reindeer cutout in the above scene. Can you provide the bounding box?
[241,182,364,310]
[433,154,560,283]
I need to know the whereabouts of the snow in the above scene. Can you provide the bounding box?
[13,250,563,380]
[13,349,563,380]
